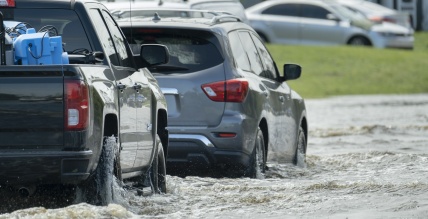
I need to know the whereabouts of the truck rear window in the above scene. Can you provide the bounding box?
[121,28,223,74]
[2,8,91,54]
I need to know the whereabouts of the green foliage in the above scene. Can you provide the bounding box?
[268,32,428,98]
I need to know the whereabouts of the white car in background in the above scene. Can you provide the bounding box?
[245,0,414,49]
[102,1,189,19]
[99,0,250,24]
[335,0,413,30]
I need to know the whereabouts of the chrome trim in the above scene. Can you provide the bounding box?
[161,88,179,95]
[0,150,93,157]
[169,134,215,147]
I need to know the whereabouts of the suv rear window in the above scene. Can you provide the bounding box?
[121,28,223,74]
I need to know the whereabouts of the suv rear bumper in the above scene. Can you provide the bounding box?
[0,150,93,185]
[167,134,251,168]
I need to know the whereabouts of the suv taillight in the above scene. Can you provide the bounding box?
[65,79,89,131]
[201,79,249,102]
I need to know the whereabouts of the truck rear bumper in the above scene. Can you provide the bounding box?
[0,150,93,185]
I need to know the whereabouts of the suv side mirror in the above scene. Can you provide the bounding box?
[281,64,301,81]
[140,44,170,67]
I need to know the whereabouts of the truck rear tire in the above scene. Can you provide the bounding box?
[77,136,121,205]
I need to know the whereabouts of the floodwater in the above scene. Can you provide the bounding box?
[1,94,427,218]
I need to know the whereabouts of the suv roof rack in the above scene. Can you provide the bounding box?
[145,10,242,25]
[209,13,241,25]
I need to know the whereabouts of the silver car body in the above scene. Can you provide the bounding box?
[101,0,250,24]
[245,0,414,49]
[336,0,413,30]
[117,13,307,174]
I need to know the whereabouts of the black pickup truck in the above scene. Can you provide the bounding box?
[0,0,169,204]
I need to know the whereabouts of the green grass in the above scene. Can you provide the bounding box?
[267,32,428,98]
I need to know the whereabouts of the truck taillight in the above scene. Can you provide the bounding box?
[65,79,89,131]
[0,0,15,7]
[201,79,249,102]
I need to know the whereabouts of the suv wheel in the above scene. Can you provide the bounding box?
[293,127,307,167]
[245,127,266,178]
[149,135,167,194]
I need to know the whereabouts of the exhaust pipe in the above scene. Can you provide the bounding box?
[18,186,36,198]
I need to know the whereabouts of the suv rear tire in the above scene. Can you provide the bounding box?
[149,136,167,194]
[245,127,266,178]
[293,127,307,167]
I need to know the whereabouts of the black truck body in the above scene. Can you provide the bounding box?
[0,0,169,200]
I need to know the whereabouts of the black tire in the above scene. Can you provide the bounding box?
[149,136,167,194]
[257,32,269,43]
[293,127,307,167]
[77,136,121,205]
[114,148,122,182]
[348,36,371,46]
[245,127,266,178]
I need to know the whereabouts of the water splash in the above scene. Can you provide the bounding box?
[296,150,307,168]
[75,136,128,207]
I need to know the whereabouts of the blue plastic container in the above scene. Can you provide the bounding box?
[13,28,69,65]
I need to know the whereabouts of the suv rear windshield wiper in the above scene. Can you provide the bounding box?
[149,65,189,72]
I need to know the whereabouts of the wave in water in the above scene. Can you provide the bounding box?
[310,124,428,138]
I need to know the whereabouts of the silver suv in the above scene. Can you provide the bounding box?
[118,11,307,178]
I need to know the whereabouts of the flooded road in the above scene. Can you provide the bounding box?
[1,94,427,218]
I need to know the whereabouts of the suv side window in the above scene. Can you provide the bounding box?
[300,4,330,19]
[251,33,278,80]
[262,4,299,17]
[228,31,251,72]
[238,31,263,76]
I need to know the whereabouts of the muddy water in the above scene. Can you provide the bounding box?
[1,94,427,218]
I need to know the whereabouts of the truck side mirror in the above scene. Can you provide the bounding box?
[140,44,169,67]
[93,51,105,63]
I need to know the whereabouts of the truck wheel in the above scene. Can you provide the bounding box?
[78,136,121,205]
[245,127,266,178]
[149,136,167,194]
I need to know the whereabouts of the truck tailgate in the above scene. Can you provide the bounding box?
[0,66,64,148]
